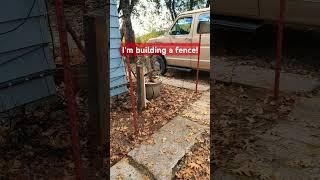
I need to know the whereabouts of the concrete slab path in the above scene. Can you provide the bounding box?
[129,116,207,180]
[161,77,210,91]
[214,58,320,92]
[110,158,146,180]
[182,91,210,126]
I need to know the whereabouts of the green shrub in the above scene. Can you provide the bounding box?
[136,30,166,43]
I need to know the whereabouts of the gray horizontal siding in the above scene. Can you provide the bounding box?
[0,76,55,111]
[0,46,55,83]
[0,0,46,23]
[0,0,56,112]
[0,16,50,53]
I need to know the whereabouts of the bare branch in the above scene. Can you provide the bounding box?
[65,20,85,56]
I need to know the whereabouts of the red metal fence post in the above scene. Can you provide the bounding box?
[195,33,202,93]
[54,0,84,179]
[274,0,286,99]
[125,55,138,134]
[122,29,138,134]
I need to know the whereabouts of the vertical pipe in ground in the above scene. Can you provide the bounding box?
[54,0,84,179]
[274,0,286,99]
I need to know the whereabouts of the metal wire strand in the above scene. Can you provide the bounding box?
[0,0,37,35]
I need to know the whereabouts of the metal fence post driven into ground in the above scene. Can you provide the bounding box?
[195,33,202,94]
[54,0,84,179]
[125,55,138,134]
[274,0,286,99]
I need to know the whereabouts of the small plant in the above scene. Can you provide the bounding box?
[143,56,161,83]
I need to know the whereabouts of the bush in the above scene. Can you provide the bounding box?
[136,30,166,43]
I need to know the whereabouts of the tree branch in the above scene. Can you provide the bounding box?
[129,0,139,13]
[172,0,176,19]
[118,0,123,13]
[65,20,85,56]
[189,0,194,10]
[206,0,210,7]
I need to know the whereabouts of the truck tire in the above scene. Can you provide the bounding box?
[153,55,167,75]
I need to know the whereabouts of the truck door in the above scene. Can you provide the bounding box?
[191,12,210,70]
[259,0,320,26]
[214,0,260,18]
[165,16,193,68]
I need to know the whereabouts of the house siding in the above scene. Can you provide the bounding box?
[0,0,56,112]
[0,0,127,112]
[110,0,128,97]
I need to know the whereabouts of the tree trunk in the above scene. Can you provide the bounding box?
[189,0,194,10]
[171,0,177,20]
[121,8,135,63]
[206,0,210,7]
[122,14,135,44]
[165,0,177,21]
[66,20,85,56]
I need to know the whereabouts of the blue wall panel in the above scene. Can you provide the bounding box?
[110,0,128,97]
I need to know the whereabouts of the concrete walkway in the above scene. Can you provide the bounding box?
[110,158,146,179]
[214,58,320,92]
[110,82,210,180]
[128,116,207,180]
[213,95,320,179]
[182,91,210,126]
[161,77,210,91]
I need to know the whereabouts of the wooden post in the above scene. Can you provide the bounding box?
[66,20,85,56]
[137,62,146,112]
[125,55,138,134]
[83,11,109,179]
[141,67,146,109]
[137,64,146,111]
[136,64,142,113]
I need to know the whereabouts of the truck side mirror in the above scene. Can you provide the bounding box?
[198,21,210,34]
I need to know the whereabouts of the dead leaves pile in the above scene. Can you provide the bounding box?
[0,95,77,178]
[175,133,210,179]
[211,82,295,176]
[0,85,92,178]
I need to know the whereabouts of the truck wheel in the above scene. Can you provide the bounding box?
[153,56,167,75]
